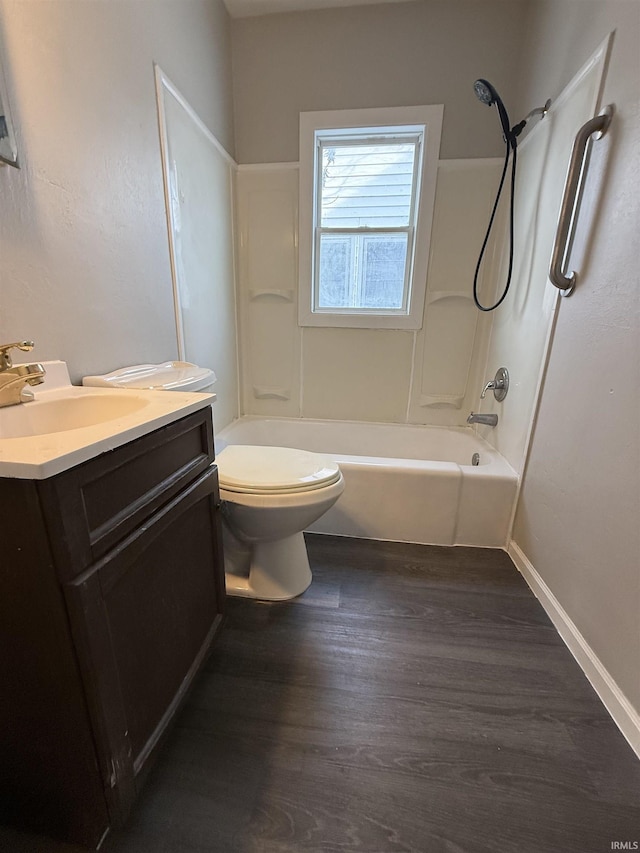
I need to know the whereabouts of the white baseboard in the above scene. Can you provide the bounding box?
[508,540,640,760]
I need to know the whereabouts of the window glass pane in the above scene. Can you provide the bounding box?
[361,235,407,309]
[320,142,416,229]
[318,233,408,310]
[318,235,353,308]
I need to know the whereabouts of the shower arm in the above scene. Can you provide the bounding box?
[511,99,552,139]
[523,99,552,123]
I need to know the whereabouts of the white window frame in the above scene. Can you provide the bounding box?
[299,105,443,330]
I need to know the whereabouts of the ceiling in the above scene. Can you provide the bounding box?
[223,0,417,19]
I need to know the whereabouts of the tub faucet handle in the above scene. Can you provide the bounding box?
[481,380,496,398]
[480,367,509,401]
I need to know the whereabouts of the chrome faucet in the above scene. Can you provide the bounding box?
[467,412,498,427]
[0,341,46,407]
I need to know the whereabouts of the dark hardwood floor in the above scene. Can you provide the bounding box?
[2,534,639,852]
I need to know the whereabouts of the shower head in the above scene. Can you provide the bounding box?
[474,79,499,106]
[473,78,512,145]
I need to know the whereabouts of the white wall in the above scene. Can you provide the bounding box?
[231,0,529,163]
[235,159,502,425]
[0,0,234,383]
[159,76,239,430]
[511,0,640,743]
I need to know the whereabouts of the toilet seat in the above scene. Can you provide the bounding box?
[217,445,341,495]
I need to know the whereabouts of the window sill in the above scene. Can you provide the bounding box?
[298,309,424,331]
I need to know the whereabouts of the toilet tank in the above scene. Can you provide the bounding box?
[83,361,216,394]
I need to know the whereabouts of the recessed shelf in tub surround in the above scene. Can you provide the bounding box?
[419,393,466,409]
[249,289,294,302]
[253,385,291,400]
[426,290,474,304]
[0,361,215,479]
[417,290,478,410]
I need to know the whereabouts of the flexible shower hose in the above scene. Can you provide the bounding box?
[472,135,517,312]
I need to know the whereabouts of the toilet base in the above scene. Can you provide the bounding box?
[224,532,312,601]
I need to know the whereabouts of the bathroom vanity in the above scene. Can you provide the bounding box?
[0,404,226,847]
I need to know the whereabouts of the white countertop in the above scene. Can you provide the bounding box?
[0,361,215,480]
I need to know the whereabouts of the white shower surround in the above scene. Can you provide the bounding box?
[216,416,518,548]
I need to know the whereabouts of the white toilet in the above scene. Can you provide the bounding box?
[217,444,344,600]
[83,362,344,601]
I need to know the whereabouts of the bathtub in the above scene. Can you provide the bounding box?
[216,417,518,548]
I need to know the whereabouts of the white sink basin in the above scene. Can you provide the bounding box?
[0,361,216,479]
[0,393,150,439]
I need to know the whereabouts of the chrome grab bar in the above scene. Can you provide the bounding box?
[549,104,614,296]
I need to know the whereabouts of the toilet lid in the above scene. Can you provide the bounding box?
[83,362,216,392]
[217,445,341,494]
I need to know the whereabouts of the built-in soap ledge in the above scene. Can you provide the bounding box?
[426,290,474,305]
[419,393,465,408]
[253,386,290,401]
[249,289,294,302]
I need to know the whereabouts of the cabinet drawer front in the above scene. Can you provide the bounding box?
[64,466,225,822]
[40,408,214,581]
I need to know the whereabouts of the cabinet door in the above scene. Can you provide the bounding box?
[0,479,110,848]
[64,466,225,825]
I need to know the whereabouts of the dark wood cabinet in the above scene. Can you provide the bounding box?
[0,407,225,848]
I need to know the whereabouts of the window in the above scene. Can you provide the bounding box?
[299,106,443,329]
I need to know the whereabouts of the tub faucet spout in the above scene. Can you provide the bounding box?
[467,412,498,427]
